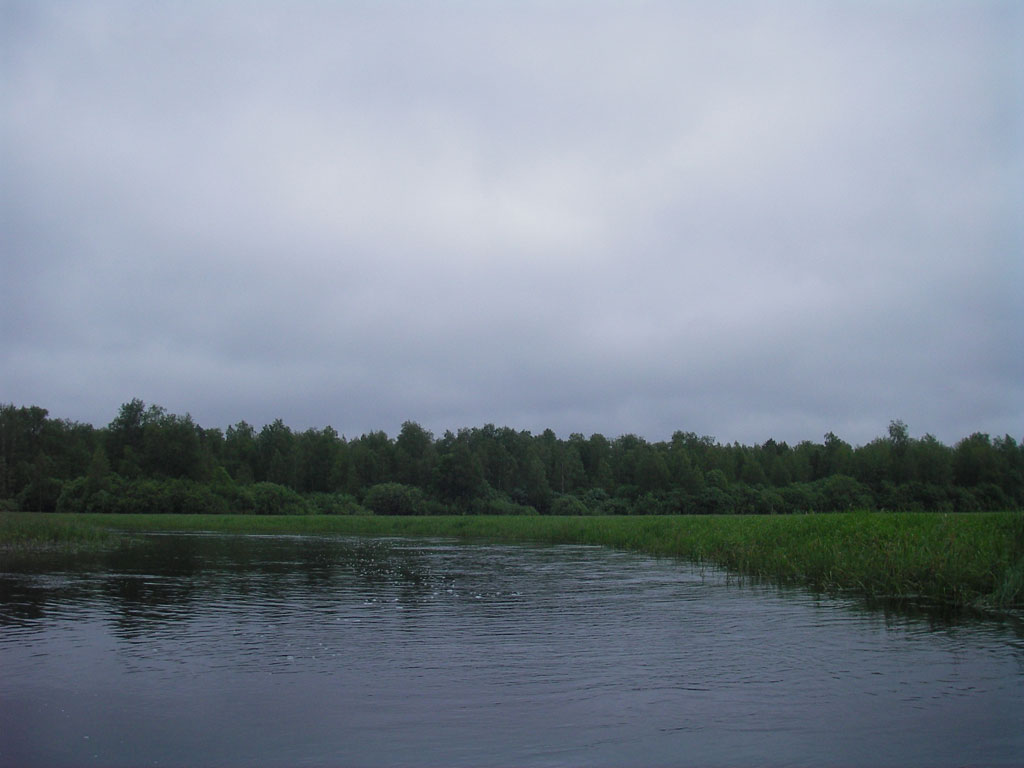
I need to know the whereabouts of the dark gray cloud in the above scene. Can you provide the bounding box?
[3,1,1021,446]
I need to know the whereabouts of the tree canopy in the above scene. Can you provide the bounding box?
[1,403,1021,515]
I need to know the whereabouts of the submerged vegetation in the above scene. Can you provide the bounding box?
[3,511,1022,611]
[2,400,1022,517]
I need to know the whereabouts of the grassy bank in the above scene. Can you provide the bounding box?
[3,511,1022,610]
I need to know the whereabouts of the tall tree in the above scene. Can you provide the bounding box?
[434,433,485,508]
[224,421,258,483]
[395,421,436,490]
[258,419,296,486]
[106,399,147,475]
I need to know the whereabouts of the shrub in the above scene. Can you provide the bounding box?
[56,477,89,514]
[470,496,538,515]
[816,474,873,511]
[362,483,426,515]
[974,483,1012,511]
[549,494,592,516]
[17,477,63,512]
[251,482,311,515]
[85,489,119,514]
[119,479,174,514]
[780,483,821,513]
[213,483,256,514]
[949,486,981,513]
[308,492,371,516]
[755,489,786,515]
[598,497,632,515]
[631,492,669,515]
[695,486,735,514]
[177,481,230,515]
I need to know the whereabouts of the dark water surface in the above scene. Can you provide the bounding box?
[1,533,1022,767]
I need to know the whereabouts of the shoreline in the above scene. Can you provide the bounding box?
[2,511,1021,612]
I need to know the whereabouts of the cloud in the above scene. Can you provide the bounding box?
[2,1,1021,446]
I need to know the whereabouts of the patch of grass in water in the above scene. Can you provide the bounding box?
[0,512,124,553]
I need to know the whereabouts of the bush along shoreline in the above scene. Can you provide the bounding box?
[2,401,1023,517]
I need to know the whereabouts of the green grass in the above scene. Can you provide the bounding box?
[0,512,124,552]
[3,511,1022,611]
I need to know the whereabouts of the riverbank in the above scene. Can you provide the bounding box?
[2,511,1022,611]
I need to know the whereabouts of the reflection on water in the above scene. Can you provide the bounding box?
[2,533,1023,767]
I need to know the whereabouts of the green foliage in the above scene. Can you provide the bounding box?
[250,482,310,515]
[1,404,97,504]
[210,481,255,515]
[549,494,593,516]
[362,482,427,516]
[695,485,733,515]
[307,492,370,516]
[434,435,486,507]
[816,474,873,511]
[16,452,63,511]
[56,476,88,514]
[3,401,1023,518]
[119,479,229,515]
[469,496,538,516]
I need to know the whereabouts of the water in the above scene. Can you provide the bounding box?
[1,533,1022,767]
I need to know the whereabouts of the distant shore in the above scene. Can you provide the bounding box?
[2,511,1021,613]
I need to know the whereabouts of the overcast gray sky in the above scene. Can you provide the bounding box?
[3,1,1022,446]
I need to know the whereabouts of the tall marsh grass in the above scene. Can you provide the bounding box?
[3,511,1021,610]
[0,512,123,552]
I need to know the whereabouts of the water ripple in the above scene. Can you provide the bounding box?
[1,534,1022,768]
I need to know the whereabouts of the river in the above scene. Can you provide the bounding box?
[1,533,1022,766]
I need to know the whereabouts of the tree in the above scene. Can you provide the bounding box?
[106,399,147,475]
[517,444,551,512]
[911,434,953,487]
[888,420,911,483]
[224,421,258,484]
[954,433,996,487]
[394,421,436,489]
[634,445,670,493]
[296,426,341,493]
[85,446,112,496]
[142,411,204,480]
[258,419,296,486]
[580,433,614,491]
[551,442,586,494]
[822,432,853,477]
[18,452,62,511]
[757,439,792,487]
[435,436,485,508]
[737,446,768,486]
[993,435,1024,505]
[350,431,393,491]
[479,434,517,495]
[853,438,891,488]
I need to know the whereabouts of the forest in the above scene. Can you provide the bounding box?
[1,400,1021,516]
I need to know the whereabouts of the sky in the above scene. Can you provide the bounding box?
[2,1,1022,447]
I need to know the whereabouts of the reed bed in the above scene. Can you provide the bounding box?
[2,511,1021,610]
[0,512,124,552]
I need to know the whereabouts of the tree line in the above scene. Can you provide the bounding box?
[1,400,1021,516]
